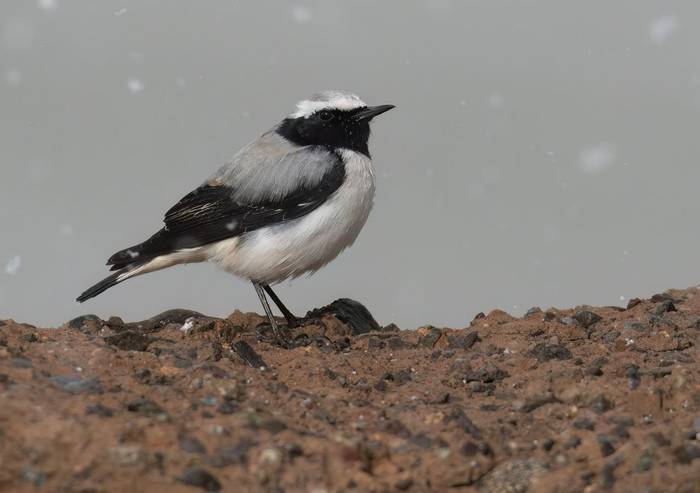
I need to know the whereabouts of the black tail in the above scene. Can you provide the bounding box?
[76,267,131,302]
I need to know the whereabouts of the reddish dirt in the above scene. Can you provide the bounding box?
[1,288,700,493]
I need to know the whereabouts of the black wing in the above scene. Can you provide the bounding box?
[107,156,345,269]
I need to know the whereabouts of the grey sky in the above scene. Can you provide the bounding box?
[2,1,699,328]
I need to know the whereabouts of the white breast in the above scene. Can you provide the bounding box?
[207,149,375,284]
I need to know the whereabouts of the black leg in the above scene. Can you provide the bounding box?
[252,281,287,346]
[263,284,300,328]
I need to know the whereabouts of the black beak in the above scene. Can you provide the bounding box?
[354,104,396,122]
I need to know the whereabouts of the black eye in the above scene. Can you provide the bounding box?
[318,111,333,121]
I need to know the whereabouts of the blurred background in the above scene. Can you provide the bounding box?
[2,1,700,329]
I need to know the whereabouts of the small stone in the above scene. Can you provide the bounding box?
[527,343,572,362]
[634,449,654,472]
[447,331,479,350]
[573,418,595,430]
[589,394,614,414]
[179,434,206,454]
[652,300,676,316]
[395,478,413,491]
[11,357,32,368]
[597,436,615,457]
[626,298,642,309]
[49,376,103,395]
[602,330,620,344]
[177,467,221,492]
[104,331,153,351]
[564,436,581,449]
[626,365,641,390]
[586,356,607,376]
[387,337,411,350]
[525,307,542,318]
[126,399,169,420]
[216,400,237,415]
[261,419,287,434]
[542,438,555,451]
[67,314,102,330]
[672,444,700,464]
[20,467,46,486]
[86,403,114,417]
[572,311,602,328]
[231,340,267,369]
[208,441,254,467]
[418,327,442,348]
[624,321,645,331]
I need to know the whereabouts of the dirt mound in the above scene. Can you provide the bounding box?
[1,289,699,492]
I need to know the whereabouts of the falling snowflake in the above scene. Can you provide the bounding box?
[487,92,504,109]
[5,256,21,275]
[650,15,678,45]
[114,8,128,16]
[126,78,144,94]
[291,5,312,23]
[38,0,57,11]
[6,69,22,87]
[579,143,616,174]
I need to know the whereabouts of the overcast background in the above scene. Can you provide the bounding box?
[2,1,700,329]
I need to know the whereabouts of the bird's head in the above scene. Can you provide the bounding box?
[277,90,394,156]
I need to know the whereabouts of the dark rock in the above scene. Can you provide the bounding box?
[602,330,620,344]
[177,467,221,492]
[443,408,481,438]
[284,443,303,459]
[473,312,485,321]
[394,368,412,385]
[652,300,677,316]
[597,436,615,457]
[305,298,380,334]
[527,343,572,362]
[626,298,642,309]
[11,357,32,368]
[525,307,542,318]
[586,356,607,376]
[49,376,103,395]
[20,467,46,486]
[395,478,413,491]
[382,419,411,438]
[573,418,595,430]
[649,432,670,447]
[261,419,287,434]
[542,438,555,451]
[601,458,621,489]
[564,436,581,449]
[126,399,168,419]
[418,327,442,348]
[208,441,254,467]
[514,393,558,413]
[367,337,385,349]
[624,321,646,331]
[387,337,411,350]
[650,367,672,379]
[231,340,267,369]
[572,311,602,328]
[67,314,102,330]
[179,434,206,454]
[128,309,205,333]
[650,293,678,303]
[612,424,630,439]
[86,404,114,417]
[589,394,614,415]
[461,441,479,456]
[672,444,700,464]
[465,362,509,383]
[216,401,237,415]
[382,323,400,332]
[104,331,153,351]
[634,449,654,472]
[447,331,479,350]
[626,365,641,390]
[543,311,557,322]
[19,333,37,343]
[410,434,435,449]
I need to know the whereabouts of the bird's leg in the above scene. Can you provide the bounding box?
[252,281,288,347]
[263,284,301,328]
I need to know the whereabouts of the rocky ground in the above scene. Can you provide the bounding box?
[1,289,700,493]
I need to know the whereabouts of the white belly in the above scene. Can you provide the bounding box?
[206,149,375,284]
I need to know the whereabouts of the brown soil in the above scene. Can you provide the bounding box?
[1,289,700,493]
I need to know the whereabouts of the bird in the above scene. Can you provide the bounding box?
[76,90,394,345]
